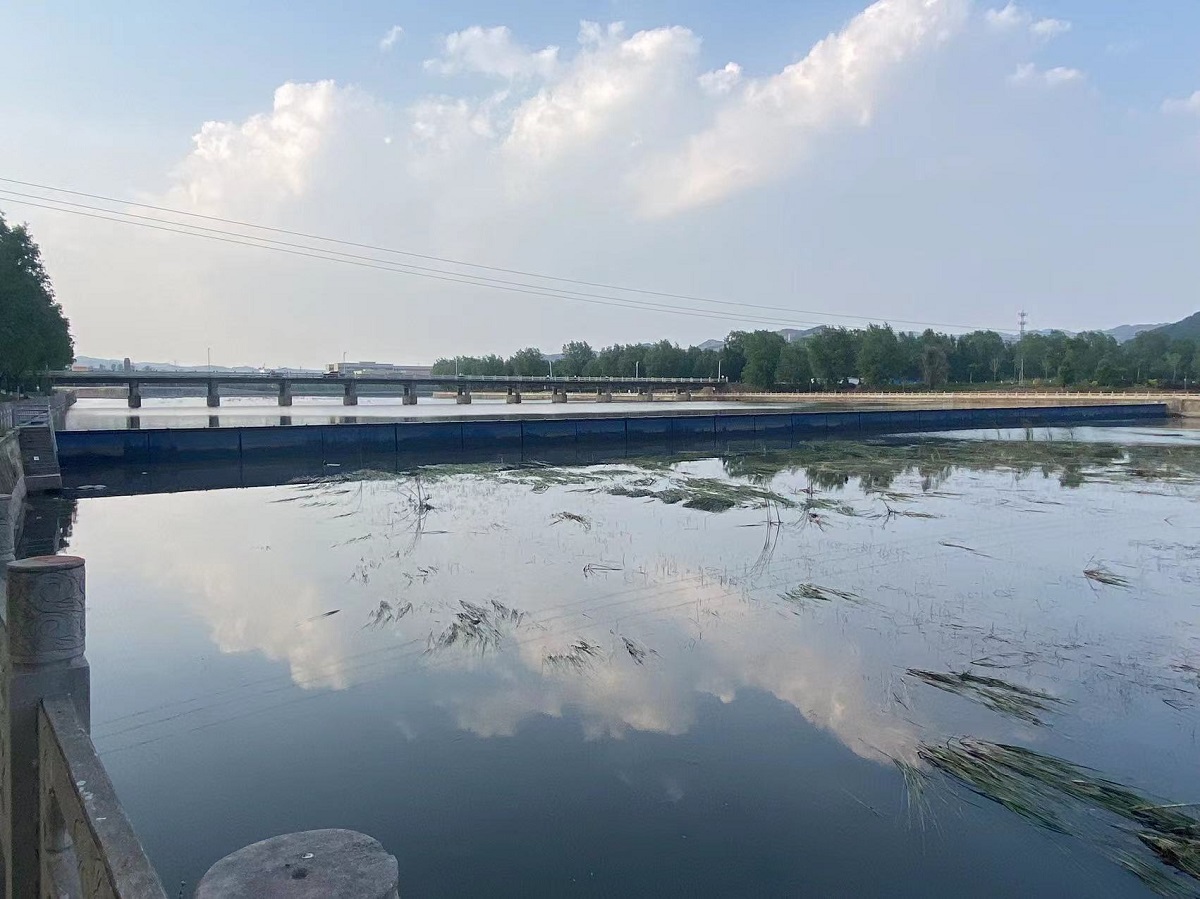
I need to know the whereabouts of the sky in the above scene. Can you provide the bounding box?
[1,0,1198,368]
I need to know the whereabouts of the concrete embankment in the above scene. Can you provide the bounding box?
[725,391,1199,417]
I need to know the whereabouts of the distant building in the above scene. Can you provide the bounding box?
[325,361,434,378]
[122,357,133,372]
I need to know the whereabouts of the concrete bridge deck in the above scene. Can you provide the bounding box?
[48,371,724,409]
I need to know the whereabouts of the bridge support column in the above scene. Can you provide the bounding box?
[278,382,293,406]
[596,389,612,403]
[551,388,568,404]
[675,389,692,402]
[456,387,472,405]
[506,387,522,404]
[206,380,220,408]
[343,382,358,406]
[127,382,141,409]
[638,387,653,402]
[401,385,417,406]
[2,556,91,899]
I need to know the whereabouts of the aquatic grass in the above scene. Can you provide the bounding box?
[1084,564,1131,588]
[543,639,603,673]
[920,738,1200,892]
[906,669,1063,726]
[426,599,528,655]
[780,583,861,606]
[550,511,592,531]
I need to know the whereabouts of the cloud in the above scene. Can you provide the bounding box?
[503,22,699,166]
[984,3,1027,30]
[379,25,404,52]
[698,62,742,97]
[425,25,558,79]
[634,0,969,216]
[167,80,352,214]
[1009,62,1084,87]
[985,4,1070,40]
[1162,90,1200,116]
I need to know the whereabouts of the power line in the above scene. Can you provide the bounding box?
[0,175,1005,333]
[0,191,843,331]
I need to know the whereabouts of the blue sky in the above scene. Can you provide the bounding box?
[1,1,1198,366]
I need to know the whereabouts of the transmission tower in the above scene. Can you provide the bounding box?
[1017,310,1028,386]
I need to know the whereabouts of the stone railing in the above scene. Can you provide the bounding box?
[1,555,400,898]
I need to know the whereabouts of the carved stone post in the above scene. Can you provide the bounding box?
[1,555,90,898]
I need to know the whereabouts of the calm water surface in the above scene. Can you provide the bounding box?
[29,425,1200,896]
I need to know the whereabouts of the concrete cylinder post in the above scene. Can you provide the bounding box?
[196,829,399,899]
[127,382,142,409]
[0,496,14,570]
[206,381,221,408]
[2,556,90,899]
[278,382,293,407]
[343,382,359,406]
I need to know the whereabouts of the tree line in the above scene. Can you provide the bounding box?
[432,325,1199,390]
[0,211,74,395]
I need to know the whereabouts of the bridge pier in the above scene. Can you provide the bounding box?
[638,387,653,402]
[127,382,141,409]
[456,387,472,405]
[206,380,220,408]
[675,389,692,401]
[343,382,358,406]
[401,385,417,406]
[596,389,612,403]
[506,387,522,404]
[278,382,292,406]
[551,388,568,404]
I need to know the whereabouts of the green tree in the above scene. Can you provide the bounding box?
[559,341,596,376]
[920,344,949,388]
[857,324,900,386]
[774,340,812,388]
[807,328,857,387]
[0,212,73,393]
[507,347,546,377]
[737,331,787,389]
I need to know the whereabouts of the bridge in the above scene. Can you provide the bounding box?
[47,370,726,408]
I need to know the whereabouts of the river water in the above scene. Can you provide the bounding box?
[28,423,1200,896]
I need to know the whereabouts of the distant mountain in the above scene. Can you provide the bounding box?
[696,339,725,351]
[1151,312,1200,341]
[1102,323,1169,343]
[73,355,319,374]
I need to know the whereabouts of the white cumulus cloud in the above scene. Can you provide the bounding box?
[425,25,559,80]
[1009,62,1083,87]
[635,0,969,217]
[379,25,404,52]
[698,62,743,97]
[1162,90,1200,116]
[1030,17,1070,38]
[986,3,1070,40]
[167,80,351,214]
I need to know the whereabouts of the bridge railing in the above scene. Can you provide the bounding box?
[2,554,399,898]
